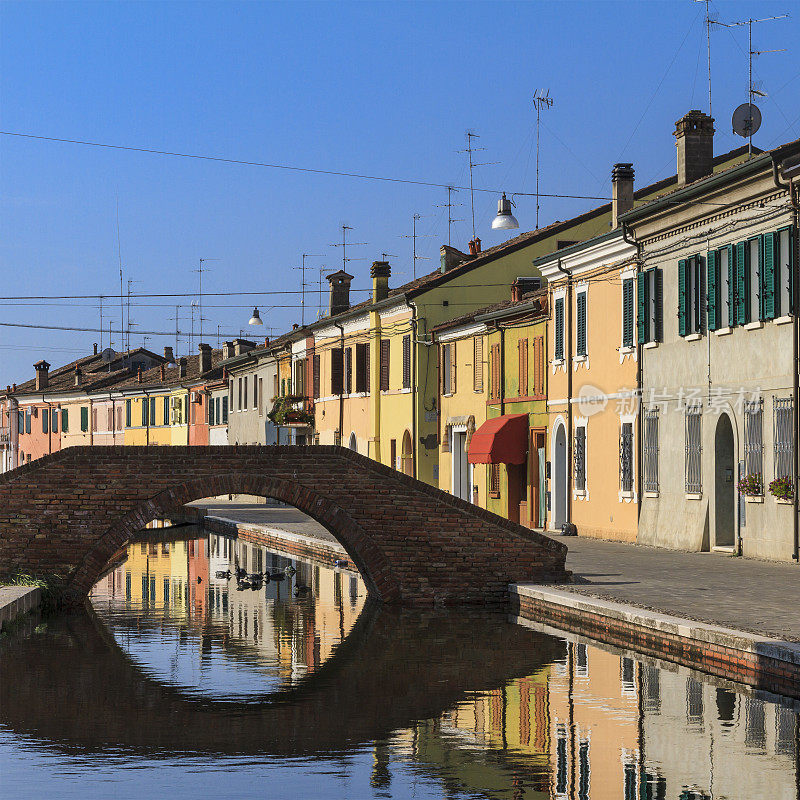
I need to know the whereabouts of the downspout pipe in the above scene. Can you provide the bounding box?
[334,323,345,447]
[409,302,419,479]
[771,157,800,561]
[43,396,52,455]
[556,258,573,528]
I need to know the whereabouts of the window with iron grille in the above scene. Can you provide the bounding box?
[489,463,501,496]
[574,426,586,491]
[619,422,633,493]
[774,396,794,485]
[643,407,659,493]
[685,405,702,494]
[744,398,763,491]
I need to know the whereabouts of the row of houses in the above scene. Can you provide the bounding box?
[2,110,798,561]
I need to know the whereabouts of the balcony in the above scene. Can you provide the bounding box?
[0,426,10,445]
[267,395,314,427]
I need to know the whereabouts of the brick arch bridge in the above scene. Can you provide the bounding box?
[0,602,565,756]
[0,445,568,606]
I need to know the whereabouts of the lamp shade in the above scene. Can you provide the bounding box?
[248,307,263,326]
[492,193,519,230]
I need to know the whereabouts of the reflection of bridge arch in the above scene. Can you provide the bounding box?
[0,446,568,606]
[0,603,565,757]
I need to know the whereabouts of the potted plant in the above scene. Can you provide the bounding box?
[737,472,763,497]
[769,475,794,502]
[268,395,314,427]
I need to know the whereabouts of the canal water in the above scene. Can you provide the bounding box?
[1,527,798,799]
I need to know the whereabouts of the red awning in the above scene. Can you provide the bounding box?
[467,414,528,465]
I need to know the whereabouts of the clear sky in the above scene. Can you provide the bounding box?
[1,0,797,383]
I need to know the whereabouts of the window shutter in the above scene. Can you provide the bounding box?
[735,242,748,324]
[313,354,321,398]
[473,336,484,393]
[726,244,736,327]
[706,250,719,330]
[576,293,587,356]
[61,408,68,433]
[439,345,445,395]
[365,342,370,392]
[379,339,390,391]
[622,278,634,347]
[42,411,48,434]
[81,406,89,432]
[653,268,663,342]
[449,340,456,395]
[678,259,688,336]
[636,272,647,343]
[344,347,352,395]
[535,336,545,395]
[402,335,411,389]
[331,348,343,395]
[695,256,706,333]
[554,298,564,359]
[762,232,777,319]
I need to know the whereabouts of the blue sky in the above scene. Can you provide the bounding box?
[1,0,797,382]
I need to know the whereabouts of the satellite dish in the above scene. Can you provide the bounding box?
[101,347,116,363]
[732,103,762,138]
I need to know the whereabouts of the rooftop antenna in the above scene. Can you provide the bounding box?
[193,258,220,341]
[115,195,125,364]
[173,305,181,357]
[694,0,717,116]
[399,214,431,279]
[98,297,103,351]
[532,89,554,230]
[317,266,335,318]
[435,187,464,247]
[330,225,367,273]
[293,253,323,326]
[458,133,497,239]
[125,278,140,352]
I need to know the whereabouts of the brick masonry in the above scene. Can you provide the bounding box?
[0,445,569,606]
[511,588,800,699]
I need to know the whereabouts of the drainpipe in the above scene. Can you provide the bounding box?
[492,322,506,416]
[334,323,345,447]
[142,389,151,446]
[622,223,643,524]
[410,301,419,478]
[556,258,573,526]
[771,157,800,561]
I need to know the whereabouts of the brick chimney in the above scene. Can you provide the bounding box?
[468,238,482,256]
[34,360,50,391]
[326,270,354,316]
[163,346,175,363]
[611,163,635,228]
[440,245,469,274]
[675,110,715,187]
[198,342,212,373]
[160,364,166,380]
[74,367,82,388]
[178,357,187,379]
[222,340,235,359]
[371,261,391,302]
[137,366,143,383]
[233,339,255,357]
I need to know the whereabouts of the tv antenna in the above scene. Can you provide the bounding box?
[317,266,335,318]
[330,225,367,272]
[459,132,497,239]
[533,89,554,230]
[115,195,125,362]
[400,214,431,279]
[434,187,464,247]
[125,279,140,352]
[193,258,220,341]
[292,253,323,326]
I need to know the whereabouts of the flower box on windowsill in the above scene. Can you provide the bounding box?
[745,495,764,504]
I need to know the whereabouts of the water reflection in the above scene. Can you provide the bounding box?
[1,527,797,800]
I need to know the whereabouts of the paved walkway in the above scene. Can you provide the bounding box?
[562,535,800,642]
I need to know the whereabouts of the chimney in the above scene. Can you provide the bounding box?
[222,340,235,359]
[137,366,143,384]
[160,364,166,380]
[74,367,82,388]
[34,360,50,391]
[264,337,270,347]
[468,237,482,256]
[611,163,635,228]
[178,357,187,379]
[233,339,255,357]
[440,245,469,274]
[326,270,354,316]
[511,277,543,301]
[292,323,299,330]
[674,110,715,187]
[371,260,391,302]
[163,346,175,363]
[198,342,212,374]
[93,343,98,356]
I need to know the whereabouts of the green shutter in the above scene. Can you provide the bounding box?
[735,242,748,325]
[61,408,68,433]
[788,226,796,314]
[126,399,132,428]
[678,259,688,336]
[622,278,634,347]
[555,298,564,360]
[80,406,88,432]
[707,250,719,330]
[756,235,766,321]
[576,292,587,356]
[636,273,646,344]
[726,244,736,327]
[762,232,777,319]
[695,256,705,333]
[653,269,663,341]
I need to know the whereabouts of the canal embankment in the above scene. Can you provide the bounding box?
[0,585,42,630]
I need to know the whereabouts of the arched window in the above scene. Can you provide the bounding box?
[401,430,413,476]
[348,432,358,452]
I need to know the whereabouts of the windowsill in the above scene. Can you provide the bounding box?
[775,497,794,505]
[619,490,634,500]
[685,333,703,342]
[574,489,586,498]
[745,495,764,503]
[685,492,703,500]
[619,346,635,355]
[644,491,659,498]
[488,491,501,499]
[775,315,793,325]
[552,358,565,367]
[744,321,763,331]
[574,354,588,363]
[643,341,658,350]
[714,327,732,336]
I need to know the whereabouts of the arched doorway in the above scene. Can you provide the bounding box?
[348,432,358,452]
[552,423,567,529]
[401,430,413,477]
[714,414,736,548]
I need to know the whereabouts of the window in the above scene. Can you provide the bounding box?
[518,338,528,396]
[441,343,455,396]
[473,336,484,393]
[532,336,545,397]
[229,379,234,408]
[774,396,794,486]
[141,400,147,427]
[578,739,590,800]
[777,226,795,316]
[313,353,321,398]
[620,422,633,493]
[243,377,248,410]
[42,410,48,434]
[622,277,635,347]
[25,410,31,435]
[344,347,353,395]
[222,395,228,423]
[575,291,587,356]
[708,244,734,329]
[685,405,702,493]
[379,339,390,391]
[208,397,215,426]
[116,406,122,431]
[331,348,344,395]
[92,407,98,432]
[748,236,761,322]
[107,408,113,431]
[125,400,131,428]
[51,409,58,434]
[253,374,258,407]
[554,296,564,360]
[257,378,263,415]
[574,425,586,491]
[637,267,662,343]
[390,438,396,470]
[643,407,659,493]
[744,398,763,491]
[149,397,156,426]
[294,360,305,397]
[489,463,501,496]
[61,408,68,433]
[678,255,704,336]
[402,335,411,389]
[81,406,89,432]
[273,374,278,399]
[237,377,242,410]
[489,343,501,400]
[163,397,169,426]
[355,343,369,393]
